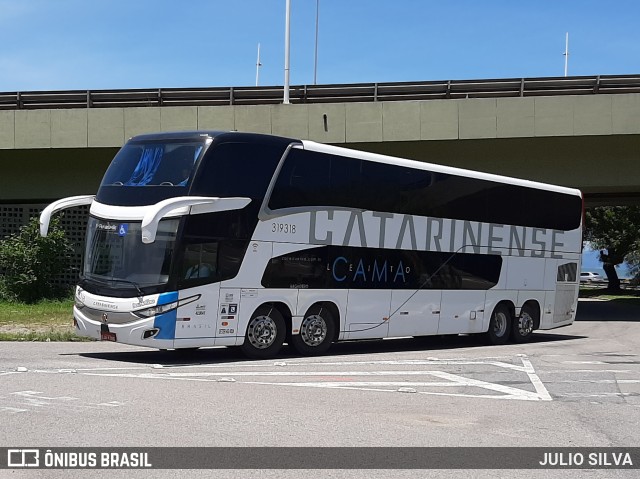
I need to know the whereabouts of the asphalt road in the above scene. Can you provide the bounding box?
[1,298,639,478]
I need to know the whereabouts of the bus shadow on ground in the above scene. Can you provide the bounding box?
[73,331,585,366]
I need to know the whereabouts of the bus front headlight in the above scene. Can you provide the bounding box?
[133,295,200,318]
[134,300,179,318]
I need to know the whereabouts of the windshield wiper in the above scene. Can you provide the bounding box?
[110,278,145,297]
[80,275,145,297]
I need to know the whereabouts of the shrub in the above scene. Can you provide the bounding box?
[0,216,74,303]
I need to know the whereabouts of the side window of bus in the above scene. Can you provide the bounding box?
[191,142,283,200]
[181,243,218,282]
[269,149,582,230]
[179,239,248,286]
[269,149,433,214]
[269,149,340,209]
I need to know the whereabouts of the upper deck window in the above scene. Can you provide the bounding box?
[101,141,204,187]
[268,148,582,231]
[96,139,207,206]
[190,142,287,201]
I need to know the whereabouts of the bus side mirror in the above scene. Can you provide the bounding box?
[39,195,95,237]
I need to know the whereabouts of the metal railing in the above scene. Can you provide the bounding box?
[1,74,640,110]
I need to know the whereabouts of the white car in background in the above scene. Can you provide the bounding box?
[580,271,604,283]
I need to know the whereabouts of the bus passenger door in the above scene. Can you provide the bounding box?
[345,290,390,340]
[389,290,441,337]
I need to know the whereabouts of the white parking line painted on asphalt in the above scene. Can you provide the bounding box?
[61,355,552,401]
[0,406,28,414]
[520,355,553,401]
[238,372,543,401]
[0,390,128,415]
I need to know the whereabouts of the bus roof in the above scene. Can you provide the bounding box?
[126,130,580,198]
[128,130,297,145]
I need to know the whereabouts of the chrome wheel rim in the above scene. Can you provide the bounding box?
[247,315,278,349]
[518,312,534,336]
[300,314,328,347]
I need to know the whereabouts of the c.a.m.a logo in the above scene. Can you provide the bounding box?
[261,246,502,291]
[329,256,409,285]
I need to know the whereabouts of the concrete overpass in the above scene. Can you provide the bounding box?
[2,75,639,286]
[1,75,640,208]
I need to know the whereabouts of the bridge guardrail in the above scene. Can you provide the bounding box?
[1,74,640,110]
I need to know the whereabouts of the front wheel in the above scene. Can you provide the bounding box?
[486,304,511,345]
[240,306,286,359]
[290,306,335,356]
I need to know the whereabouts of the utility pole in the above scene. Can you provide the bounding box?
[563,32,569,77]
[255,43,262,86]
[313,0,319,84]
[283,0,291,104]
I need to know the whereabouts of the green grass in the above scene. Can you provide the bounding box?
[0,298,92,341]
[0,298,74,325]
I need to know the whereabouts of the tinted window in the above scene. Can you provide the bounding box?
[177,239,248,287]
[177,211,254,286]
[261,246,502,290]
[191,142,286,201]
[268,149,581,231]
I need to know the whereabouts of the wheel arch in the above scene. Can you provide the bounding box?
[246,301,293,344]
[492,300,515,327]
[264,301,293,336]
[520,299,541,330]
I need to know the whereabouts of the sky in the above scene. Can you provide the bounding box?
[1,0,639,92]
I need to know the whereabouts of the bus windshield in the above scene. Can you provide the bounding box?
[83,217,179,292]
[96,139,208,206]
[100,140,205,188]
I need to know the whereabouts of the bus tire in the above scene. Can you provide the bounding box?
[240,305,286,359]
[486,304,511,345]
[512,304,536,343]
[290,306,335,356]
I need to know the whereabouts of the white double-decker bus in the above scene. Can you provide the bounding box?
[40,131,583,358]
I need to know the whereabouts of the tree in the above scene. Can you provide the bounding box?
[584,206,640,290]
[0,216,74,303]
[627,250,640,286]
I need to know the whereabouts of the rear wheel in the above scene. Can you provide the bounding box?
[240,306,286,359]
[511,304,536,343]
[290,306,335,356]
[486,304,511,345]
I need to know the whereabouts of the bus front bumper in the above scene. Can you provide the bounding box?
[74,306,174,349]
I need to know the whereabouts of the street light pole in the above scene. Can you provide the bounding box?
[284,0,291,104]
[255,43,262,87]
[563,32,569,77]
[314,0,319,85]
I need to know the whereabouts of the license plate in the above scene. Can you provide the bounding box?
[100,331,116,342]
